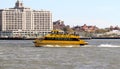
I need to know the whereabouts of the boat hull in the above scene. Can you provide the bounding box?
[33,40,88,47]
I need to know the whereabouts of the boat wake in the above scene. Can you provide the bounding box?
[98,44,120,47]
[44,45,80,47]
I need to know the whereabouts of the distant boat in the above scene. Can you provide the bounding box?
[33,30,88,47]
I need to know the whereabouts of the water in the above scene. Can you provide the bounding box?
[0,39,120,69]
[87,39,120,46]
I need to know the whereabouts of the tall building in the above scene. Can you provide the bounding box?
[0,0,53,37]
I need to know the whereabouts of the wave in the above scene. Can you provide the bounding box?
[98,44,120,47]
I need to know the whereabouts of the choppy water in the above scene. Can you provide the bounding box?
[0,39,120,69]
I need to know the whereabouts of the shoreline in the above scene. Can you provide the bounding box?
[91,37,120,39]
[0,37,35,40]
[0,37,120,40]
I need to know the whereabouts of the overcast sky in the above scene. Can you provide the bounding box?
[1,0,120,28]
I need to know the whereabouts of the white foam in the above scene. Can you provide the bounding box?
[44,45,79,47]
[98,44,120,47]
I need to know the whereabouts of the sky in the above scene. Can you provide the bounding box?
[0,0,120,28]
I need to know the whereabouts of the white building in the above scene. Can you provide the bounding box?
[105,30,120,35]
[0,0,53,38]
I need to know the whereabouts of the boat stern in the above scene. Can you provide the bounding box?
[33,39,41,47]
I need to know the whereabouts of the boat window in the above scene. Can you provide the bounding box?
[44,37,79,41]
[71,38,79,41]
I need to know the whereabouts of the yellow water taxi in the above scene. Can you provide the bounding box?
[33,30,88,47]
